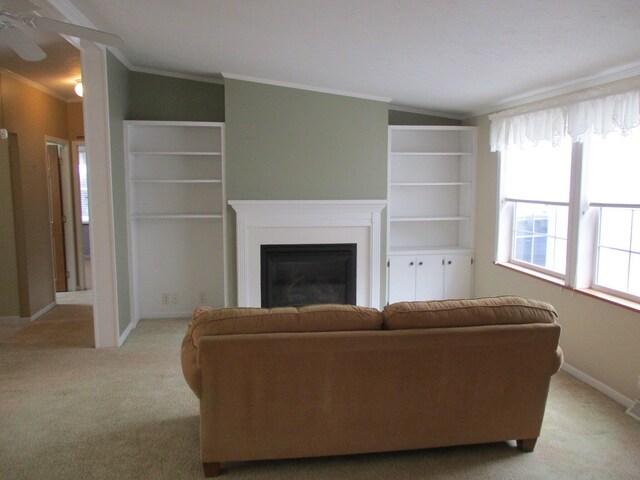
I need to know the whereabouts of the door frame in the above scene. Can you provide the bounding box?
[71,140,87,290]
[46,137,76,292]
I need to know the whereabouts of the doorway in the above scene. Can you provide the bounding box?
[46,138,93,305]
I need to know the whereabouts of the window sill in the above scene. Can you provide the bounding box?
[576,288,640,314]
[495,262,640,314]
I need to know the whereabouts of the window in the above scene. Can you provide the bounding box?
[513,202,568,274]
[78,145,89,223]
[497,128,640,304]
[586,130,640,301]
[499,139,572,277]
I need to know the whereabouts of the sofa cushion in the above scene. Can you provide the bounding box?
[190,304,382,341]
[181,304,382,397]
[382,296,558,330]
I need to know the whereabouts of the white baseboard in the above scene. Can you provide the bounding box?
[140,311,193,320]
[118,320,135,347]
[626,400,640,421]
[0,315,21,322]
[30,302,56,321]
[561,362,634,408]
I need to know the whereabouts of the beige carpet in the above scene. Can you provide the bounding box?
[1,306,639,479]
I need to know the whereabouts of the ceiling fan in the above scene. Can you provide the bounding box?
[0,0,123,61]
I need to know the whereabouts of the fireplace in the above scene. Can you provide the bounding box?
[229,200,386,308]
[261,244,357,307]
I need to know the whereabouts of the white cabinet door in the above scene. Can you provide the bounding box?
[443,254,473,299]
[388,256,417,303]
[415,255,445,300]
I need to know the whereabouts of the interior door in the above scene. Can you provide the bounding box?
[47,144,67,292]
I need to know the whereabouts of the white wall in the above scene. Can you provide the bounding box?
[465,111,640,404]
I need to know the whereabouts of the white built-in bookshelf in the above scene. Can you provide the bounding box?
[125,121,226,320]
[387,126,477,303]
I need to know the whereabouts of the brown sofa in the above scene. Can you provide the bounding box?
[181,296,562,477]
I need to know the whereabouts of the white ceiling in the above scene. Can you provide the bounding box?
[3,1,640,115]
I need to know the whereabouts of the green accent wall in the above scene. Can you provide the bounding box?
[224,79,389,305]
[225,79,388,200]
[105,70,461,317]
[388,109,461,126]
[106,52,132,336]
[129,72,224,122]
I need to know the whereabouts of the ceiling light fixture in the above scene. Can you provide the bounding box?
[74,79,83,97]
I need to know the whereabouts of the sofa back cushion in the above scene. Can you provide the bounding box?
[182,304,382,397]
[190,304,382,344]
[382,296,557,330]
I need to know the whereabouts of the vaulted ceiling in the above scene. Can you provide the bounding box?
[1,0,639,115]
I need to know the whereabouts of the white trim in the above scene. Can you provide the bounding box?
[46,0,95,27]
[229,200,387,309]
[106,48,134,70]
[471,63,640,118]
[561,362,634,408]
[0,68,67,102]
[626,401,640,421]
[139,311,193,320]
[117,317,135,346]
[80,40,120,348]
[0,316,22,322]
[222,73,392,103]
[71,141,86,290]
[44,0,132,76]
[130,65,224,85]
[29,302,55,321]
[388,103,465,121]
[46,136,77,291]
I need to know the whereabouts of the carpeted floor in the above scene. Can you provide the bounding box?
[1,305,639,479]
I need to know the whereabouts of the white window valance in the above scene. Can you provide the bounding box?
[490,83,640,152]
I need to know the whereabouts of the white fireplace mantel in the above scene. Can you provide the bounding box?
[229,200,387,308]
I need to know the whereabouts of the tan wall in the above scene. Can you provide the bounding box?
[0,129,21,317]
[66,101,84,141]
[466,106,640,402]
[1,73,69,317]
[0,78,21,318]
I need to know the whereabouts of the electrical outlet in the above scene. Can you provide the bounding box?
[171,293,179,304]
[199,292,207,304]
[161,293,169,305]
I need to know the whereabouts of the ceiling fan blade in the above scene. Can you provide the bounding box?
[33,16,124,48]
[2,0,40,15]
[0,26,46,61]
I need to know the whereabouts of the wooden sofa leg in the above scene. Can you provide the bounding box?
[517,438,538,452]
[203,462,221,477]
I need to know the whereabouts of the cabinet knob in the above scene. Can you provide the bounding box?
[418,261,423,266]
[447,260,452,265]
[409,261,414,266]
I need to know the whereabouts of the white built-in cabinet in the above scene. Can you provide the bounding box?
[125,121,226,321]
[387,126,476,304]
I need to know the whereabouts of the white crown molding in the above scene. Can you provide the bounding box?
[223,73,392,103]
[470,63,640,119]
[1,68,69,102]
[388,103,465,121]
[129,65,224,85]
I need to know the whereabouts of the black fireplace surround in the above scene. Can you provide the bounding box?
[261,243,357,308]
